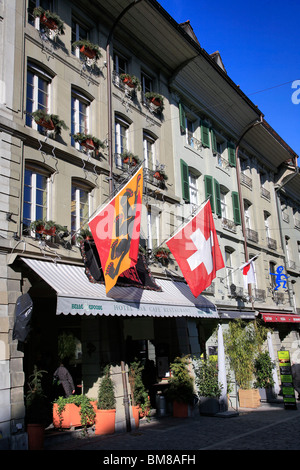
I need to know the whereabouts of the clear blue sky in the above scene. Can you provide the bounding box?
[159,0,300,160]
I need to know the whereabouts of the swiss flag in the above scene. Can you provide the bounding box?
[166,200,224,297]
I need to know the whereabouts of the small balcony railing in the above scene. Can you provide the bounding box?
[216,154,230,173]
[246,228,259,243]
[240,172,252,189]
[254,289,266,301]
[222,218,237,233]
[261,186,270,200]
[267,237,277,250]
[282,212,289,223]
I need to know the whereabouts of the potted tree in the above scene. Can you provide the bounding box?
[254,351,276,402]
[95,364,116,435]
[223,319,269,408]
[145,92,164,111]
[33,7,65,35]
[120,74,141,90]
[25,366,49,450]
[72,39,102,61]
[165,355,194,417]
[128,360,150,427]
[193,357,222,415]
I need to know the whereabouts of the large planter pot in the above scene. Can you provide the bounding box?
[132,405,139,428]
[80,45,96,60]
[95,409,116,435]
[199,397,220,416]
[258,386,275,402]
[27,423,44,450]
[40,14,58,31]
[238,389,261,408]
[81,138,95,150]
[173,401,189,418]
[36,117,55,131]
[53,403,81,429]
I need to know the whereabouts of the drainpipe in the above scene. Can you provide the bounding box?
[105,0,143,433]
[235,115,263,309]
[274,167,300,313]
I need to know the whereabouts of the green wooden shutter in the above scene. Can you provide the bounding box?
[211,129,217,153]
[214,179,221,217]
[179,102,186,134]
[201,121,210,148]
[228,142,236,166]
[180,159,190,202]
[232,191,241,225]
[204,175,215,212]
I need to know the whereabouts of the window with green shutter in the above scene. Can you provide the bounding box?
[228,142,236,167]
[179,102,186,134]
[214,179,221,217]
[232,191,241,225]
[204,175,215,212]
[180,159,190,202]
[201,121,210,148]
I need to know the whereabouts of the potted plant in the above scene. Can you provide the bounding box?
[53,395,95,433]
[30,220,67,238]
[95,364,116,435]
[153,246,171,266]
[254,351,275,402]
[33,7,65,35]
[121,151,140,167]
[72,133,105,152]
[120,74,141,90]
[193,357,222,415]
[25,366,49,450]
[145,92,164,111]
[165,355,194,417]
[223,319,269,408]
[153,164,168,182]
[77,228,94,242]
[128,360,151,426]
[31,110,68,135]
[72,39,102,61]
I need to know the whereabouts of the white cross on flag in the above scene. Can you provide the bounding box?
[166,200,224,297]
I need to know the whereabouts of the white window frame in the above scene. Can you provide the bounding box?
[143,133,156,171]
[115,116,130,166]
[72,19,89,58]
[23,164,52,234]
[71,182,93,241]
[71,89,91,149]
[225,249,234,290]
[147,206,160,250]
[26,63,52,130]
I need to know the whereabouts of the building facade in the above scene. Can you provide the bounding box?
[1,0,300,449]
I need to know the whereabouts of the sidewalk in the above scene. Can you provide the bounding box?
[43,398,300,451]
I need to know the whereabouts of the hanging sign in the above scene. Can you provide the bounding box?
[277,350,297,410]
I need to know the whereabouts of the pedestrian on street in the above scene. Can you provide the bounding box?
[291,362,300,400]
[53,362,75,397]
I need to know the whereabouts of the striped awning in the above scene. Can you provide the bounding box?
[21,257,218,318]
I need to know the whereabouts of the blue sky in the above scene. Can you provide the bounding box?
[159,0,300,160]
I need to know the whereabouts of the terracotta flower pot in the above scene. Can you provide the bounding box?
[36,118,55,131]
[27,423,44,450]
[173,401,189,418]
[40,14,58,31]
[80,45,96,60]
[53,403,82,429]
[81,138,95,150]
[154,171,164,181]
[95,409,116,435]
[150,97,162,107]
[43,226,56,237]
[132,405,139,428]
[123,77,135,88]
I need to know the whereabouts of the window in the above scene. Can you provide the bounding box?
[71,19,89,57]
[71,89,91,147]
[143,132,156,171]
[225,248,234,291]
[26,62,52,130]
[189,173,198,208]
[115,115,130,166]
[141,72,153,94]
[244,201,251,229]
[220,188,227,219]
[113,52,128,76]
[71,181,93,242]
[147,206,160,250]
[23,164,51,234]
[28,0,53,28]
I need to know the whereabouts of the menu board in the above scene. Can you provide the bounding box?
[278,350,297,410]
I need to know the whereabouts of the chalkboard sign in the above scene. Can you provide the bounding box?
[278,350,297,410]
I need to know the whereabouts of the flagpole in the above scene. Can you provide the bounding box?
[220,253,261,283]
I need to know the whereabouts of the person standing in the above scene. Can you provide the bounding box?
[53,363,75,397]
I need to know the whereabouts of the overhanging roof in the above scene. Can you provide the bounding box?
[21,257,218,318]
[261,313,300,323]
